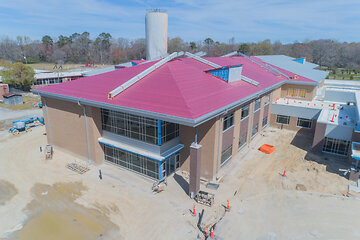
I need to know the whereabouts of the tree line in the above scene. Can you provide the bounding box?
[1,33,360,70]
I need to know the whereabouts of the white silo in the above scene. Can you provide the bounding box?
[145,10,168,60]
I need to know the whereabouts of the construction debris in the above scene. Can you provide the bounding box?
[195,191,215,207]
[66,162,89,174]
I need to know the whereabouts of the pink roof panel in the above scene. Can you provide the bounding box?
[35,56,316,120]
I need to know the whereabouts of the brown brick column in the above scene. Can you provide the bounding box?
[189,142,202,198]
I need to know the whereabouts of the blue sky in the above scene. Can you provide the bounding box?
[0,0,359,43]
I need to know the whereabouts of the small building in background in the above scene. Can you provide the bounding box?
[0,83,9,101]
[3,93,23,105]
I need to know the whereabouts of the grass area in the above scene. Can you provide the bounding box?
[327,74,360,80]
[27,63,112,71]
[0,95,40,111]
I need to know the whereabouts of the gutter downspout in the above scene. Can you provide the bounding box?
[195,127,198,144]
[43,98,53,146]
[215,111,227,180]
[78,101,91,166]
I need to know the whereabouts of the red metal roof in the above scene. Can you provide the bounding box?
[35,56,316,120]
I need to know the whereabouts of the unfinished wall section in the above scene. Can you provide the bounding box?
[42,97,103,163]
[280,83,316,101]
[180,118,218,180]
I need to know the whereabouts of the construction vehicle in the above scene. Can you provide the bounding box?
[9,116,45,135]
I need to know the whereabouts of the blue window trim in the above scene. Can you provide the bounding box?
[99,140,183,180]
[158,120,162,146]
[99,140,183,162]
[158,163,163,180]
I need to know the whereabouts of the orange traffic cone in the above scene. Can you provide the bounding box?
[192,204,196,216]
[210,227,215,238]
[226,200,230,212]
[283,169,286,177]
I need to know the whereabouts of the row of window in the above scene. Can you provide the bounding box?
[223,94,271,131]
[322,137,350,156]
[104,145,159,179]
[276,115,313,129]
[241,94,270,120]
[221,110,269,165]
[221,114,268,165]
[101,109,179,145]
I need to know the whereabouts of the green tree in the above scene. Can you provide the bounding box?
[204,38,214,47]
[94,32,112,63]
[42,35,53,47]
[1,62,35,90]
[57,35,71,48]
[238,43,251,55]
[252,39,274,55]
[189,41,197,50]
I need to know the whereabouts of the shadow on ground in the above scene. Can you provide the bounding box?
[173,173,189,195]
[290,129,351,180]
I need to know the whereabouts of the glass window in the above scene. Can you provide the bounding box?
[264,94,270,105]
[276,115,290,125]
[297,118,312,129]
[104,145,159,179]
[161,121,179,144]
[252,123,259,137]
[262,116,268,128]
[101,109,179,145]
[238,132,247,149]
[241,104,250,120]
[254,98,261,112]
[221,145,232,164]
[223,113,234,131]
[322,137,350,156]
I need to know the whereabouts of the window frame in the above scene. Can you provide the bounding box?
[251,123,259,138]
[262,116,268,129]
[101,109,179,145]
[223,112,234,132]
[241,104,250,120]
[322,137,350,156]
[221,145,233,165]
[254,98,261,112]
[264,94,270,105]
[104,145,160,179]
[296,118,312,129]
[238,132,247,150]
[276,115,290,125]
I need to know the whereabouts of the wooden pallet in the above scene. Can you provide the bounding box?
[66,162,89,174]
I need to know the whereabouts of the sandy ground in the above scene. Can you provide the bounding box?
[0,126,360,239]
[0,108,42,121]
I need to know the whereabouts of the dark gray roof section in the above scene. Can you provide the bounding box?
[256,55,328,83]
[271,103,321,119]
[324,90,356,103]
[82,66,117,77]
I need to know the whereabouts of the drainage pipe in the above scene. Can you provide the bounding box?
[215,110,227,180]
[43,98,53,146]
[78,101,91,166]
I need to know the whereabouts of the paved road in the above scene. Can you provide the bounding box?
[0,108,43,121]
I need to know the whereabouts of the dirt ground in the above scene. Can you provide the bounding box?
[0,126,360,239]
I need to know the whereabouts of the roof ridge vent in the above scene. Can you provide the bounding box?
[184,52,221,68]
[108,51,184,99]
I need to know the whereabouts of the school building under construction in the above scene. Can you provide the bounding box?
[32,11,360,197]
